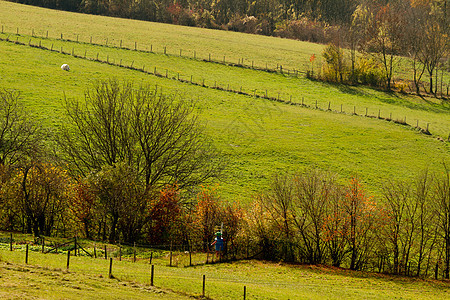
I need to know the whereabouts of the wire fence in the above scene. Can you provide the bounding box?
[0,25,308,77]
[0,29,448,142]
[1,233,256,299]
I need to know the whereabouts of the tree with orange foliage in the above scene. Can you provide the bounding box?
[68,179,96,239]
[191,186,222,252]
[344,177,379,270]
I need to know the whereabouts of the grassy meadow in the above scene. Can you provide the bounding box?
[0,1,449,201]
[1,243,450,300]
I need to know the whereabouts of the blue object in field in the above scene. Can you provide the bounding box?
[215,237,224,251]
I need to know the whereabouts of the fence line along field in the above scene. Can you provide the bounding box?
[0,33,443,140]
[1,237,450,300]
[1,20,448,138]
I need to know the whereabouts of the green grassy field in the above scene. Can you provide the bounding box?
[1,245,450,299]
[0,1,449,201]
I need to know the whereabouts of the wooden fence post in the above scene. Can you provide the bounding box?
[119,246,122,261]
[164,46,166,54]
[202,275,206,297]
[109,258,113,278]
[189,242,192,266]
[10,233,12,251]
[105,245,107,259]
[25,244,29,264]
[67,250,70,270]
[134,243,136,263]
[42,237,45,253]
[94,245,97,258]
[169,243,173,267]
[150,265,154,286]
[244,286,246,300]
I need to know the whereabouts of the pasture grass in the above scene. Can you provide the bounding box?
[1,29,449,138]
[0,39,449,200]
[0,2,449,200]
[1,2,449,84]
[1,245,450,299]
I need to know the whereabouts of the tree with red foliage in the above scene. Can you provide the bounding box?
[148,184,184,245]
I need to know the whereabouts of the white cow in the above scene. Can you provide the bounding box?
[61,64,70,71]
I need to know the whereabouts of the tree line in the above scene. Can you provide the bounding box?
[246,168,450,279]
[317,0,448,95]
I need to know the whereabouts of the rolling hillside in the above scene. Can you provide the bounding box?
[0,1,449,200]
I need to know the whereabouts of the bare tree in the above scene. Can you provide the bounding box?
[293,169,337,264]
[0,89,41,166]
[258,174,295,261]
[58,79,220,190]
[355,1,408,90]
[434,164,450,279]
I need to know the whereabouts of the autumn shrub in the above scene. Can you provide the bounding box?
[227,15,259,34]
[147,184,184,246]
[2,162,71,236]
[274,18,338,44]
[354,56,384,86]
[321,44,350,83]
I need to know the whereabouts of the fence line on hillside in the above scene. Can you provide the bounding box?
[2,25,450,98]
[0,25,308,77]
[3,232,450,290]
[0,34,448,143]
[3,235,251,299]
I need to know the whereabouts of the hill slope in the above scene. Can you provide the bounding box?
[0,2,449,200]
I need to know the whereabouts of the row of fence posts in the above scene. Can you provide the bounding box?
[1,31,448,141]
[1,26,306,76]
[3,26,450,98]
[8,233,248,298]
[6,233,450,292]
